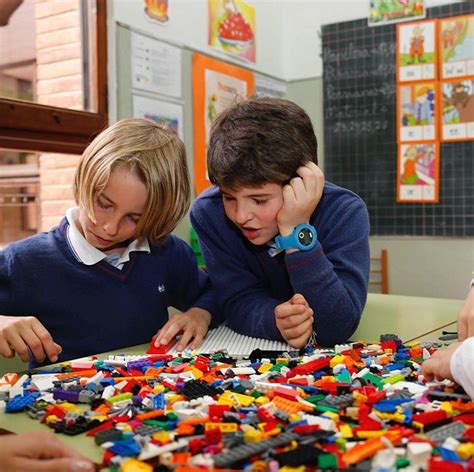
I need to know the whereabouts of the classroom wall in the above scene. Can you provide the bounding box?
[108,0,472,300]
[281,0,465,80]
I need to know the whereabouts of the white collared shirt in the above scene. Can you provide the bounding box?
[65,207,150,270]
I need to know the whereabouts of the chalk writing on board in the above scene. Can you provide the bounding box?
[325,103,389,120]
[325,84,395,101]
[322,42,396,64]
[331,119,390,136]
[324,63,395,81]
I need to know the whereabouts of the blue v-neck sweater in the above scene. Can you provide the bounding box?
[191,182,370,347]
[0,218,218,363]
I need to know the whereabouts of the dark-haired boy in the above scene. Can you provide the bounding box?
[191,97,370,348]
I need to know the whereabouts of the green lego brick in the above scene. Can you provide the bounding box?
[318,453,338,469]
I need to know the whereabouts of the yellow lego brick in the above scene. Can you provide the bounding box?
[356,430,386,439]
[280,467,305,472]
[219,391,255,407]
[255,395,270,407]
[217,397,234,407]
[440,401,453,415]
[330,355,345,367]
[121,458,153,472]
[276,358,289,364]
[457,442,474,461]
[288,413,302,423]
[322,411,339,422]
[205,422,238,433]
[244,429,262,443]
[321,375,336,382]
[258,363,272,374]
[60,402,80,413]
[191,367,203,380]
[45,415,60,425]
[165,393,183,405]
[153,384,165,394]
[152,431,171,443]
[339,423,353,439]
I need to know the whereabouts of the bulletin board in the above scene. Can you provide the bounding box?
[322,2,473,237]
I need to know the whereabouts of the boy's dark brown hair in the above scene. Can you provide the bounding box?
[207,97,318,189]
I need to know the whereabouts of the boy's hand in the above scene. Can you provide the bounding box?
[0,430,94,472]
[277,162,324,237]
[153,308,211,351]
[275,293,313,348]
[0,315,62,363]
[421,341,460,382]
[457,287,474,341]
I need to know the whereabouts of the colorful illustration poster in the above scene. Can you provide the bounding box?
[397,20,437,82]
[192,54,255,195]
[208,0,256,63]
[398,82,437,142]
[397,142,439,203]
[369,0,425,27]
[441,78,474,141]
[440,15,474,79]
[133,95,184,141]
[144,0,169,24]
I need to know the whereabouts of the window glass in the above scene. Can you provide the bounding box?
[0,0,97,112]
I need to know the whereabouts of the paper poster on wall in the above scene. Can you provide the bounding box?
[192,54,255,195]
[369,0,425,27]
[133,95,184,141]
[439,15,474,79]
[143,0,169,24]
[131,31,182,98]
[397,20,437,82]
[255,74,287,98]
[398,82,437,142]
[397,142,439,203]
[208,0,256,63]
[441,78,474,141]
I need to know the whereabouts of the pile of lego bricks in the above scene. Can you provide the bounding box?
[1,337,474,471]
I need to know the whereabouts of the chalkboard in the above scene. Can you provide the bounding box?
[322,2,473,237]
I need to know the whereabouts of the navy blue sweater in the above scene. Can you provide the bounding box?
[0,218,218,363]
[191,182,370,346]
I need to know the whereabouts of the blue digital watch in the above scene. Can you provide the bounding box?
[275,224,318,252]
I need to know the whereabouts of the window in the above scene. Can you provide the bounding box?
[0,0,107,154]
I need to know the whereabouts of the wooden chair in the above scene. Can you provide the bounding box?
[369,249,389,294]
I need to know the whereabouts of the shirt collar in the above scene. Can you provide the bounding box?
[65,207,150,266]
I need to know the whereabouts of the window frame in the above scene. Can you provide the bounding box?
[0,1,108,155]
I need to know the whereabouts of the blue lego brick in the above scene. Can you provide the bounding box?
[6,392,41,413]
[108,439,141,457]
[439,447,462,462]
[373,398,413,413]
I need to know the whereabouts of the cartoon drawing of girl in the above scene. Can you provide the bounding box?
[402,145,421,185]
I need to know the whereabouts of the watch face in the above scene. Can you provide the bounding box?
[297,228,314,246]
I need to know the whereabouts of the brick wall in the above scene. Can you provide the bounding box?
[35,0,83,230]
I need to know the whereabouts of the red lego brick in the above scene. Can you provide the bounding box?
[209,404,231,420]
[413,410,448,425]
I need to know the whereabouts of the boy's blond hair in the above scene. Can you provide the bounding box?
[74,118,190,244]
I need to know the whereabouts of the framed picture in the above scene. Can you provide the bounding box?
[397,142,439,203]
[398,81,437,142]
[192,53,255,195]
[397,19,437,82]
[439,14,474,79]
[440,78,474,141]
